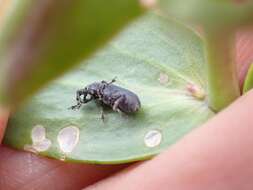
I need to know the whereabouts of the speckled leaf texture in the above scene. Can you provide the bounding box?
[4,13,214,164]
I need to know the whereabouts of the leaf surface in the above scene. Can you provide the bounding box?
[4,13,214,164]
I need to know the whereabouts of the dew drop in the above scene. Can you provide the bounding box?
[57,126,80,153]
[32,139,52,152]
[24,125,52,153]
[144,130,162,148]
[31,125,46,143]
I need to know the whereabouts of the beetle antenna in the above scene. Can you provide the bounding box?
[101,77,117,85]
[109,77,117,84]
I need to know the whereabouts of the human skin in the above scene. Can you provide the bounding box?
[0,29,252,190]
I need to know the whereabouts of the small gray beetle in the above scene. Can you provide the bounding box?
[69,78,141,119]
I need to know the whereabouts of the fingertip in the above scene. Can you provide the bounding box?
[0,145,129,190]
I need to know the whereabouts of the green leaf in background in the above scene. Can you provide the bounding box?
[243,63,253,93]
[4,13,214,164]
[157,0,248,111]
[158,0,253,28]
[0,0,144,106]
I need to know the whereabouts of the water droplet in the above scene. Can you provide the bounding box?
[24,124,52,153]
[144,130,162,148]
[31,125,46,143]
[57,126,80,153]
[32,139,52,152]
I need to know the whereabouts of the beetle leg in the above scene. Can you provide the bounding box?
[97,89,103,101]
[109,77,117,84]
[100,107,105,122]
[94,100,106,122]
[101,77,117,85]
[112,95,125,112]
[68,103,81,110]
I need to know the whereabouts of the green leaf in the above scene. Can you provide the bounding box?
[243,63,253,93]
[0,0,143,106]
[204,31,240,111]
[157,0,245,111]
[158,0,253,28]
[4,13,214,164]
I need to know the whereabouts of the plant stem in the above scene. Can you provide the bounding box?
[204,29,240,112]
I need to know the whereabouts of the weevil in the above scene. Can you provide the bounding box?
[69,78,141,119]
